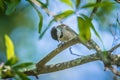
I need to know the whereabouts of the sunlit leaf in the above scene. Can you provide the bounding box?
[13,62,35,72]
[77,17,91,42]
[76,0,81,8]
[5,35,16,60]
[60,0,73,7]
[81,1,115,8]
[54,10,74,21]
[39,19,54,39]
[14,72,30,80]
[5,34,18,65]
[5,0,20,15]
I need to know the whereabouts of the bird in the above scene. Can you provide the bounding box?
[51,24,78,42]
[50,24,100,50]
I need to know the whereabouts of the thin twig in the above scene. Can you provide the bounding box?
[28,0,55,16]
[89,0,102,52]
[109,43,120,52]
[90,0,101,19]
[69,47,81,56]
[116,13,120,25]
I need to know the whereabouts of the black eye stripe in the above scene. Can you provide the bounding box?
[60,31,63,38]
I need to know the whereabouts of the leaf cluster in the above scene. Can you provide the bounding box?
[0,35,35,80]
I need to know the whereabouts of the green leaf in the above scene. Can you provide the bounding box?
[14,72,30,80]
[81,1,115,8]
[90,23,102,41]
[38,12,43,33]
[5,0,20,15]
[77,17,91,42]
[60,0,73,7]
[54,10,74,21]
[80,14,105,49]
[5,34,18,65]
[81,14,102,42]
[76,0,81,8]
[36,11,43,33]
[27,0,43,33]
[39,19,54,39]
[5,57,18,65]
[5,35,16,60]
[81,2,99,8]
[13,62,35,72]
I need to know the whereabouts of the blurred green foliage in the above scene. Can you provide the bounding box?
[0,0,20,16]
[0,1,36,51]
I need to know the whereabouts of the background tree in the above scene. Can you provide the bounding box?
[0,0,120,80]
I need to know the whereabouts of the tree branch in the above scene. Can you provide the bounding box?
[28,0,55,16]
[35,43,120,75]
[36,37,80,68]
[24,54,120,77]
[2,49,120,78]
[87,39,101,52]
[88,0,102,52]
[36,54,99,74]
[108,66,120,76]
[25,52,120,75]
[24,53,99,76]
